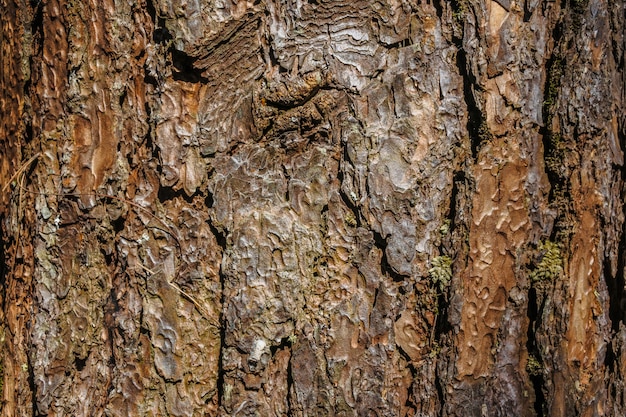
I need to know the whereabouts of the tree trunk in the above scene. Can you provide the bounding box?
[1,0,625,415]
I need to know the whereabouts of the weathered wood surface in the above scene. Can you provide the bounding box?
[1,0,625,415]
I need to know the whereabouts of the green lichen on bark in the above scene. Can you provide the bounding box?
[570,0,590,30]
[530,241,563,282]
[429,256,453,292]
[526,354,543,376]
[543,56,563,115]
[452,0,468,22]
[543,56,565,177]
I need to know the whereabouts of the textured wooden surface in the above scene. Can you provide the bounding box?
[1,0,625,415]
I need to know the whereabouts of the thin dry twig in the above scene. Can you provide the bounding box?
[5,152,181,248]
[6,153,182,252]
[15,179,182,250]
[136,264,217,327]
[15,167,26,251]
[1,152,41,193]
[7,152,215,325]
[3,153,41,254]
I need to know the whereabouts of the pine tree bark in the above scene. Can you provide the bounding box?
[1,0,625,415]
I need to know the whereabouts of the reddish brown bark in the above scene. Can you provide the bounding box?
[1,0,625,415]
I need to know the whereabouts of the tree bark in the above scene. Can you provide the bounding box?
[1,0,625,415]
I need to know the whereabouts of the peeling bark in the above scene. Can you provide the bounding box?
[1,0,625,415]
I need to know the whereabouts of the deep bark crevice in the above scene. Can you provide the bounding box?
[74,353,88,372]
[433,293,452,344]
[435,162,455,334]
[269,337,290,356]
[0,216,6,300]
[286,349,294,416]
[396,349,419,415]
[145,0,171,44]
[207,214,228,408]
[143,67,159,87]
[608,227,626,331]
[431,0,443,18]
[104,285,119,385]
[204,190,214,209]
[337,172,363,229]
[265,36,285,73]
[215,267,227,408]
[449,0,469,29]
[606,334,618,368]
[568,0,589,32]
[372,230,407,282]
[396,337,414,366]
[609,103,626,332]
[540,54,563,152]
[609,0,626,70]
[523,2,533,22]
[539,14,575,245]
[281,163,291,203]
[449,170,472,267]
[143,105,159,163]
[169,48,208,83]
[447,173,461,240]
[157,185,196,204]
[30,0,43,53]
[440,170,464,261]
[434,363,445,417]
[526,286,547,417]
[268,335,295,414]
[28,348,40,417]
[455,47,489,159]
[153,21,172,44]
[110,215,126,235]
[207,220,227,250]
[118,88,127,108]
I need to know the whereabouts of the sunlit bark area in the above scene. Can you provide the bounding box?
[1,0,625,415]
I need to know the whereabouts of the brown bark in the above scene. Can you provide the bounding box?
[1,0,625,415]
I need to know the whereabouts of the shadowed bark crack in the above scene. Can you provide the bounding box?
[456,47,490,160]
[526,286,547,417]
[0,218,5,305]
[157,185,197,204]
[286,348,294,416]
[606,113,626,332]
[170,48,208,83]
[206,218,227,408]
[27,348,39,417]
[372,230,408,282]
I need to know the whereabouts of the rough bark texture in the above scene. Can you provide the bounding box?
[1,0,625,415]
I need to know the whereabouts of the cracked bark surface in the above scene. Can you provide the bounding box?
[0,0,625,415]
